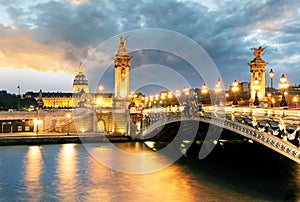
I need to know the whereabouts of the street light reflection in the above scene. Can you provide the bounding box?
[57,144,77,200]
[24,146,43,201]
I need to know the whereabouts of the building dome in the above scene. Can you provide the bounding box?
[73,72,88,85]
[72,63,89,94]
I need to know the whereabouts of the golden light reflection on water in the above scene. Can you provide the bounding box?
[86,143,200,201]
[15,143,300,201]
[24,146,43,202]
[127,166,199,201]
[88,142,174,174]
[86,156,113,201]
[56,144,77,200]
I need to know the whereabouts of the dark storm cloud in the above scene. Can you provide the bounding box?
[0,0,299,87]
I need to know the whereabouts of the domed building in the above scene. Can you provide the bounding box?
[72,63,89,94]
[24,63,114,109]
[72,63,93,107]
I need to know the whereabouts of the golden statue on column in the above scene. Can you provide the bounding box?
[248,46,268,107]
[118,36,129,55]
[250,46,266,59]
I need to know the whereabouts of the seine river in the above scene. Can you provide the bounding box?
[0,142,299,201]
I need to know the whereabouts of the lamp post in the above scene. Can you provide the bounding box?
[279,74,288,107]
[232,80,239,106]
[33,118,40,137]
[269,69,274,107]
[214,78,221,106]
[201,83,208,105]
[253,77,260,106]
[66,113,71,135]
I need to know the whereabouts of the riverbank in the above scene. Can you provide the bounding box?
[0,132,136,146]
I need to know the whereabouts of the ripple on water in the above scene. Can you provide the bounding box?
[0,143,298,201]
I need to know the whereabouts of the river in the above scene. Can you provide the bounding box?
[0,142,299,201]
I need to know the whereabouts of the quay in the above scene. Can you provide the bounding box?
[0,133,134,146]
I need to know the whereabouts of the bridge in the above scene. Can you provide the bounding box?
[141,106,300,164]
[1,105,299,164]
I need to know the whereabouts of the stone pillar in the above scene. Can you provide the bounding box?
[248,47,268,106]
[112,37,132,135]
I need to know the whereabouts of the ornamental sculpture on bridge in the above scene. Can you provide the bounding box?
[250,46,266,59]
[118,36,129,55]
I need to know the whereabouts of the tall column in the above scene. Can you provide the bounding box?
[248,47,268,106]
[112,37,132,135]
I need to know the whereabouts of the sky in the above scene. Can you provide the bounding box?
[0,0,299,94]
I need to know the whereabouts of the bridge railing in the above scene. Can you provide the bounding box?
[143,111,300,163]
[202,116,300,164]
[205,106,300,118]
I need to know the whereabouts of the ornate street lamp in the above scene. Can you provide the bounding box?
[33,118,40,137]
[253,77,260,106]
[279,74,288,107]
[269,69,274,107]
[201,83,208,105]
[232,80,239,106]
[214,78,221,106]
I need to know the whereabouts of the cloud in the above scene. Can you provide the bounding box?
[0,0,299,91]
[0,24,75,72]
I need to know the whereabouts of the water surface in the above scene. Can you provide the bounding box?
[0,142,299,201]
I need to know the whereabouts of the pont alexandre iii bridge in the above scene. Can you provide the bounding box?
[0,106,300,163]
[141,106,300,164]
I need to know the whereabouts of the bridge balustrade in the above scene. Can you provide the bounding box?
[198,116,300,163]
[142,110,300,163]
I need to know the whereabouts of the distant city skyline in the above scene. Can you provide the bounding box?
[0,0,299,94]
